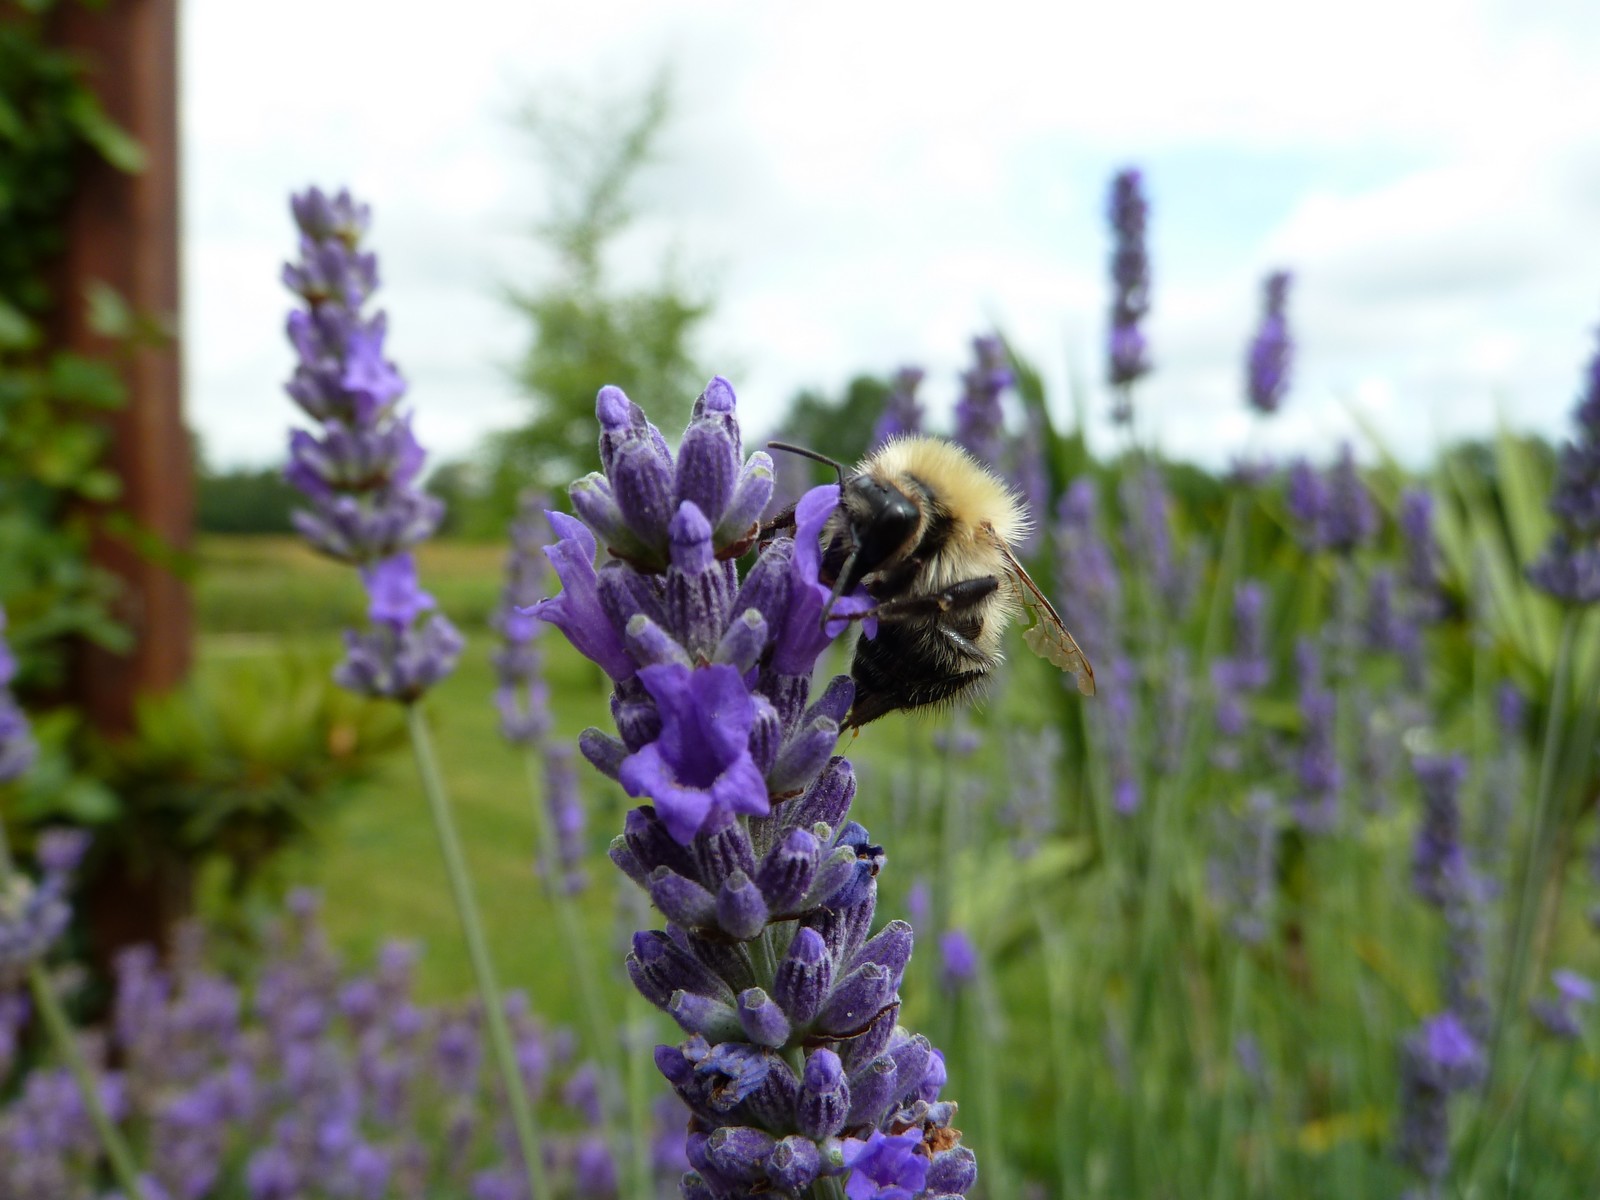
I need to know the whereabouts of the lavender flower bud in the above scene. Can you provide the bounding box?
[647,868,718,930]
[844,1054,899,1127]
[817,963,896,1037]
[768,716,841,797]
[850,921,914,988]
[627,931,734,1009]
[715,453,775,551]
[625,614,692,669]
[756,828,821,915]
[841,1002,902,1073]
[703,1125,776,1184]
[773,927,833,1026]
[669,991,744,1041]
[676,411,741,532]
[570,472,649,562]
[786,757,857,833]
[734,989,790,1047]
[623,807,699,881]
[693,820,758,893]
[713,609,768,674]
[714,871,769,941]
[767,1134,823,1191]
[580,728,627,780]
[927,1145,979,1193]
[796,1048,850,1139]
[805,846,862,910]
[610,436,678,557]
[887,1032,934,1102]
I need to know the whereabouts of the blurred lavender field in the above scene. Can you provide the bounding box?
[6,153,1600,1198]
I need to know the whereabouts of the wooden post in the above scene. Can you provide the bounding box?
[48,0,191,735]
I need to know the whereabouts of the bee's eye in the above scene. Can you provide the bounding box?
[844,478,919,589]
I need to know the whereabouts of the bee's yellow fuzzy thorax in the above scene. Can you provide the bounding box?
[860,436,1029,547]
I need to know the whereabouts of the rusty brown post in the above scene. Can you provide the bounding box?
[43,0,192,964]
[48,0,191,735]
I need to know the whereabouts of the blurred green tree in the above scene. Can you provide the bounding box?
[489,68,714,509]
[773,374,890,478]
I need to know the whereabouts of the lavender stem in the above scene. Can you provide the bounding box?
[1492,611,1578,1092]
[0,825,146,1200]
[405,703,550,1200]
[519,748,645,1199]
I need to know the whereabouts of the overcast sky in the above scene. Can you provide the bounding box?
[184,0,1600,473]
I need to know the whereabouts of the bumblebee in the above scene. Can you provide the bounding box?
[769,436,1095,726]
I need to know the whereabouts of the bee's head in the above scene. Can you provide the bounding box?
[837,471,922,592]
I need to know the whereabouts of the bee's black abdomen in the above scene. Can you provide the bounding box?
[846,622,993,726]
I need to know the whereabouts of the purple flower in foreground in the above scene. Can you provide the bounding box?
[1529,319,1600,604]
[535,380,974,1196]
[1107,168,1152,404]
[619,663,769,844]
[1245,270,1293,416]
[282,187,460,700]
[842,1128,929,1199]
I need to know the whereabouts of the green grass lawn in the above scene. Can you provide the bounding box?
[199,536,625,1018]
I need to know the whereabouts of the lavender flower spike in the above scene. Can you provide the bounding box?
[0,829,87,990]
[282,186,461,700]
[953,336,1011,469]
[535,379,977,1198]
[0,606,37,786]
[0,606,76,988]
[1245,270,1292,416]
[493,492,555,745]
[1107,167,1151,420]
[871,367,926,450]
[1529,316,1600,604]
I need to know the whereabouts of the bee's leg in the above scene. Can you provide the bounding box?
[758,501,799,538]
[834,576,1001,624]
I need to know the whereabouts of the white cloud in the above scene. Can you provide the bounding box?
[183,0,1600,472]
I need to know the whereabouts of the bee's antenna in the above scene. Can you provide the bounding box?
[767,441,846,487]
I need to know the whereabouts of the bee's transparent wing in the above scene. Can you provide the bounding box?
[981,523,1096,697]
